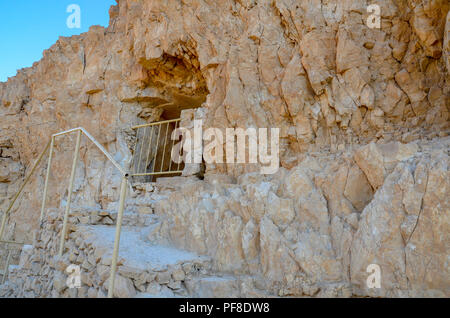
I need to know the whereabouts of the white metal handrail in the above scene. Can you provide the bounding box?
[0,240,24,284]
[52,127,127,176]
[0,127,128,297]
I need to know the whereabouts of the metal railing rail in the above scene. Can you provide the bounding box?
[0,127,128,297]
[131,118,184,179]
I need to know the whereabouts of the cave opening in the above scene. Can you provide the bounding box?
[130,53,209,183]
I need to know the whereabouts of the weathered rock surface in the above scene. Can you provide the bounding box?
[351,142,449,297]
[0,0,449,298]
[148,138,449,297]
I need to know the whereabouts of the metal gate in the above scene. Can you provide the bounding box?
[131,119,184,182]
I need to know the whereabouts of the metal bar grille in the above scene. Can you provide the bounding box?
[131,119,184,180]
[0,241,24,284]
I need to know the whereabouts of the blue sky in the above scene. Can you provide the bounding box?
[0,0,116,82]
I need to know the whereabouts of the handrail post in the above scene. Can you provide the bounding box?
[108,175,128,298]
[58,129,82,257]
[0,209,8,243]
[40,136,55,222]
[0,140,51,241]
[1,248,12,284]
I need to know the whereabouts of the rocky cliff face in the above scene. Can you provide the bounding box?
[0,0,449,298]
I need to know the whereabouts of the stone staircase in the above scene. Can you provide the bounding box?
[0,202,265,298]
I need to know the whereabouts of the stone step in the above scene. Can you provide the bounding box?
[68,225,213,297]
[4,212,250,298]
[76,225,269,298]
[76,225,211,271]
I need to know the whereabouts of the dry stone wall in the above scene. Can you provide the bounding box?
[0,0,449,297]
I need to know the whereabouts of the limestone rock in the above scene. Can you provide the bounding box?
[354,143,386,190]
[0,0,449,299]
[354,142,419,191]
[351,149,449,297]
[344,165,374,212]
[106,274,136,298]
[445,11,450,73]
[300,30,336,95]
